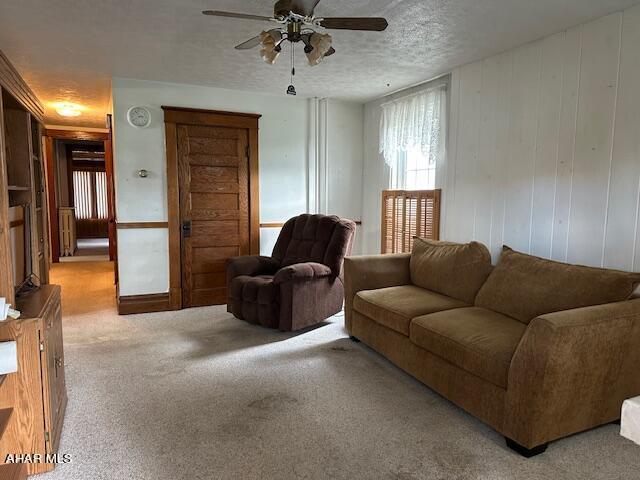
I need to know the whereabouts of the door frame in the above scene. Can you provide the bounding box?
[44,128,113,264]
[162,106,261,311]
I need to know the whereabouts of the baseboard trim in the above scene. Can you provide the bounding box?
[117,292,172,315]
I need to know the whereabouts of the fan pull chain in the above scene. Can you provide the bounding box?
[287,44,297,96]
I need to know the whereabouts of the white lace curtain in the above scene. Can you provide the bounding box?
[379,84,447,173]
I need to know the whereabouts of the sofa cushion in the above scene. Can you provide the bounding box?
[354,285,468,336]
[410,307,526,388]
[475,246,640,324]
[410,238,493,304]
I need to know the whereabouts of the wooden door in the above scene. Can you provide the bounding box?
[177,125,251,307]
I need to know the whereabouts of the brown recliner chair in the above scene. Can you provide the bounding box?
[227,214,356,331]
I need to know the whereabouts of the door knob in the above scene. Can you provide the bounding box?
[182,220,192,238]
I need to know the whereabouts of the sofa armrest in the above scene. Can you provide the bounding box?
[343,254,411,333]
[504,299,640,448]
[227,255,279,285]
[273,263,333,284]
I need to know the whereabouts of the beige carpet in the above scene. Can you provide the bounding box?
[40,261,640,480]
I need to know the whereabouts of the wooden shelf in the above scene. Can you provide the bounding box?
[0,407,13,439]
[7,185,29,191]
[0,462,27,480]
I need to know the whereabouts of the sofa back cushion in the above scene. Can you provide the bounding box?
[410,238,492,304]
[475,246,640,323]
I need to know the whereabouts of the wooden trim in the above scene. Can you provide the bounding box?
[0,93,15,305]
[161,106,261,129]
[117,292,171,315]
[259,220,362,228]
[248,128,260,254]
[0,50,45,122]
[9,219,24,229]
[165,122,182,311]
[44,129,109,141]
[116,221,169,229]
[260,222,286,228]
[105,114,117,270]
[161,106,262,118]
[65,144,74,209]
[164,107,261,311]
[72,151,105,159]
[44,136,60,263]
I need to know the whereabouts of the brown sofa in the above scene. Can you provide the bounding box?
[227,214,355,331]
[344,239,640,457]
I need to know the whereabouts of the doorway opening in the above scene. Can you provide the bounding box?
[57,140,109,261]
[44,128,117,271]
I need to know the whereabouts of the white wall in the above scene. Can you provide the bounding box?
[112,78,364,296]
[113,77,309,295]
[446,5,640,272]
[313,99,364,254]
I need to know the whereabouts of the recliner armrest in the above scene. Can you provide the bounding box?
[227,255,280,281]
[273,262,333,284]
[504,298,640,448]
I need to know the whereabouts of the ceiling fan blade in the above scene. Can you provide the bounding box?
[202,10,274,22]
[274,0,321,17]
[319,17,388,31]
[235,35,262,50]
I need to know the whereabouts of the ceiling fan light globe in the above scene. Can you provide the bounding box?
[306,32,333,66]
[259,30,283,65]
[261,49,280,65]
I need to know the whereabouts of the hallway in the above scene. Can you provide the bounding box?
[59,239,110,263]
[49,261,116,326]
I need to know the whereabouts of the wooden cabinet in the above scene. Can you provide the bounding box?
[40,288,65,454]
[0,49,59,478]
[0,286,66,475]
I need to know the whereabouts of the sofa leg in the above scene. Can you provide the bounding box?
[349,335,360,343]
[505,438,548,458]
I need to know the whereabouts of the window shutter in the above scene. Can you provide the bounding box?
[381,189,441,254]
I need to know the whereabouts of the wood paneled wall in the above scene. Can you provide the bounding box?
[445,6,640,272]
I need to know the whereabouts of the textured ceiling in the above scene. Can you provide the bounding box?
[1,0,639,128]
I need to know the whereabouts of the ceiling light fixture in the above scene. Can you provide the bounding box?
[259,30,283,65]
[203,1,388,95]
[53,102,84,117]
[304,33,332,66]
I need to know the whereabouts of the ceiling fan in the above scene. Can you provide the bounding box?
[202,0,388,70]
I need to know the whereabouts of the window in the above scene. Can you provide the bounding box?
[389,146,437,190]
[73,170,108,220]
[379,82,447,253]
[380,83,447,191]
